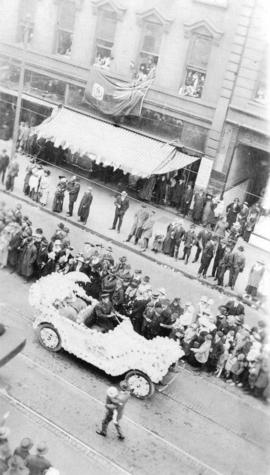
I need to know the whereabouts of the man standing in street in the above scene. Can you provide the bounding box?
[110,191,129,233]
[228,245,246,290]
[125,204,149,243]
[66,175,80,216]
[0,149,9,184]
[180,224,196,264]
[5,159,19,192]
[96,382,131,440]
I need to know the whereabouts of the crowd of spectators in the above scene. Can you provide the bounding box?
[0,200,269,401]
[0,414,57,475]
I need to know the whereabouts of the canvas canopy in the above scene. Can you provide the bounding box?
[32,108,198,178]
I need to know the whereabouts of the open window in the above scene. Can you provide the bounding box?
[93,9,117,69]
[179,19,223,99]
[56,0,76,57]
[179,35,211,98]
[137,22,163,80]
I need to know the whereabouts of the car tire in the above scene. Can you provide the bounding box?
[125,370,155,399]
[38,324,62,352]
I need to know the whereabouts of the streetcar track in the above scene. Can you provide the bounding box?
[13,353,221,475]
[0,388,131,475]
[17,352,266,471]
[19,352,266,453]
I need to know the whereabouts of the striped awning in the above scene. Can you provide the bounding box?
[32,107,198,178]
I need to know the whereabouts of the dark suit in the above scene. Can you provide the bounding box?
[112,195,129,231]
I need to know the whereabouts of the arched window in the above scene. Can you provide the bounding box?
[56,0,76,56]
[16,0,36,44]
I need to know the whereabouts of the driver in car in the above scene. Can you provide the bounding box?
[85,293,116,332]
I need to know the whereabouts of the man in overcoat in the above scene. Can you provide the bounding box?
[66,176,80,216]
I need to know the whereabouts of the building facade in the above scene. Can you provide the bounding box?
[0,0,269,205]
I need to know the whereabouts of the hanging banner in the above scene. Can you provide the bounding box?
[84,68,152,117]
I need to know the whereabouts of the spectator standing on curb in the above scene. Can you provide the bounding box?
[66,176,80,217]
[77,187,93,225]
[197,236,217,278]
[52,177,67,213]
[180,224,196,264]
[110,191,129,233]
[228,246,246,291]
[39,170,51,207]
[244,260,265,300]
[0,150,10,185]
[226,198,241,229]
[140,210,156,252]
[125,204,149,243]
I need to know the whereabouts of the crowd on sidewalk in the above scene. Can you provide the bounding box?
[0,199,269,401]
[0,146,268,301]
[0,414,58,475]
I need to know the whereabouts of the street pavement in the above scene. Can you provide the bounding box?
[1,139,270,303]
[0,269,269,475]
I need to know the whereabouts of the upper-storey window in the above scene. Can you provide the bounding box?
[179,35,212,98]
[254,48,269,104]
[137,22,163,81]
[56,1,76,57]
[93,9,117,69]
[16,0,36,44]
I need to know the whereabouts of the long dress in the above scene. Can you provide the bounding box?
[78,191,93,223]
[192,192,205,223]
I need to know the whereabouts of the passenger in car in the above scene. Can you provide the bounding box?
[85,293,116,332]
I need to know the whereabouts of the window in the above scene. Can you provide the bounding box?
[16,0,36,44]
[137,22,163,80]
[179,35,212,98]
[56,1,76,56]
[93,10,117,69]
[254,49,269,104]
[23,71,66,103]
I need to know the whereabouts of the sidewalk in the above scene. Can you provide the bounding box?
[1,139,270,303]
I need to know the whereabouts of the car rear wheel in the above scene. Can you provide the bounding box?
[38,324,62,352]
[125,370,155,399]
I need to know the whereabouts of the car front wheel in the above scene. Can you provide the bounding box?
[38,324,62,352]
[125,370,155,399]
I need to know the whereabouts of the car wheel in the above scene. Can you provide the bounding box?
[38,324,62,352]
[125,370,155,399]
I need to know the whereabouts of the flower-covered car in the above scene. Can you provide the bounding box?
[0,323,26,368]
[29,273,183,398]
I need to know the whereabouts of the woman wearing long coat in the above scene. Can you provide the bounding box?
[18,237,37,278]
[192,190,205,224]
[245,261,265,298]
[78,188,93,224]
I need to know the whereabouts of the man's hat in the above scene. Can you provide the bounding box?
[152,290,160,297]
[58,222,65,230]
[107,386,118,398]
[238,246,244,252]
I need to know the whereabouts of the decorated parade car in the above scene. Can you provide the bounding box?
[0,323,26,368]
[29,273,183,398]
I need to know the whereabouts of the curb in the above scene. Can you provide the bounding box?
[0,188,257,307]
